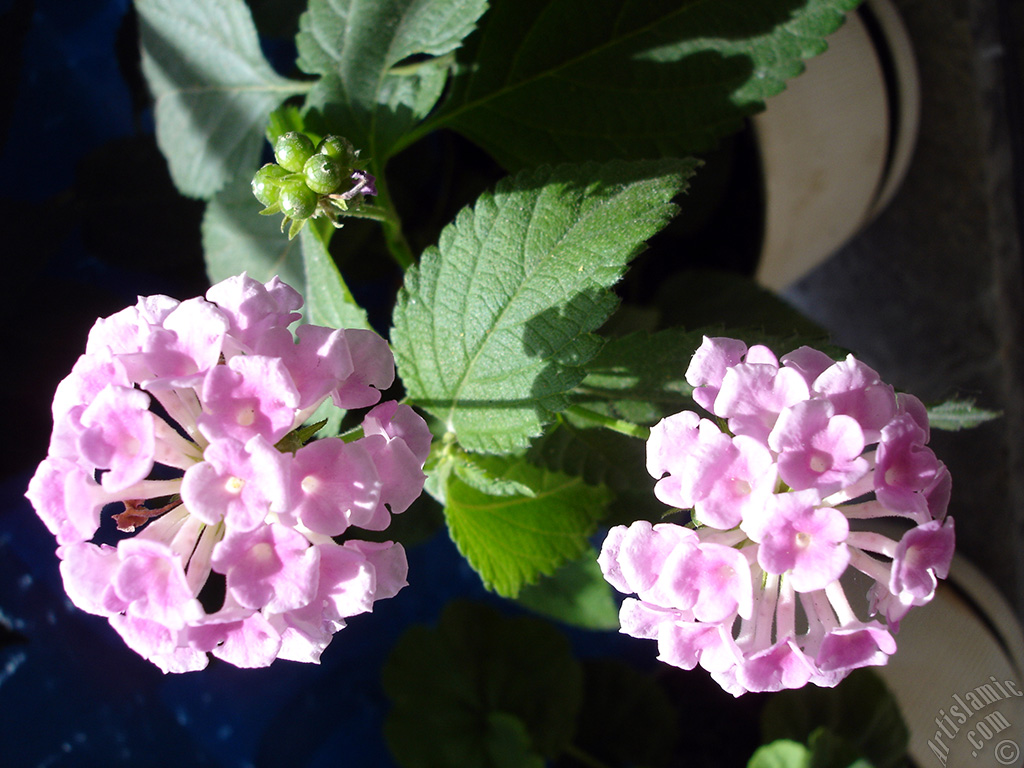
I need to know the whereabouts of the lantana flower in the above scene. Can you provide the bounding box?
[598,337,953,696]
[26,274,431,673]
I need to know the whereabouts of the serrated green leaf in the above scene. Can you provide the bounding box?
[202,175,305,287]
[299,225,372,330]
[382,601,583,767]
[453,451,537,497]
[926,398,1001,432]
[444,455,611,597]
[515,548,619,630]
[392,159,696,453]
[136,0,307,198]
[295,0,488,159]
[413,0,860,169]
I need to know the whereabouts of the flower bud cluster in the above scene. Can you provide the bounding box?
[599,337,953,696]
[26,274,430,672]
[252,132,377,239]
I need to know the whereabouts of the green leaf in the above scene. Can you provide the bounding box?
[202,175,305,287]
[417,0,860,169]
[443,454,611,597]
[295,0,489,159]
[135,0,307,198]
[515,548,619,630]
[575,327,705,425]
[266,103,309,144]
[926,398,1001,431]
[382,601,583,767]
[452,450,537,497]
[302,396,345,438]
[748,740,812,768]
[528,416,666,526]
[808,728,875,768]
[761,669,909,768]
[298,225,373,330]
[275,418,328,453]
[484,713,546,768]
[392,159,696,454]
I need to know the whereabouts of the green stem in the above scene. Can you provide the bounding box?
[338,204,391,223]
[339,425,364,444]
[566,404,650,440]
[561,744,614,768]
[370,167,416,270]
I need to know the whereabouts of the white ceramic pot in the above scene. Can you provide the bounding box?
[752,0,921,292]
[877,551,1024,767]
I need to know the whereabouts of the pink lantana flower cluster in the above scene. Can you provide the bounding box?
[598,337,954,696]
[26,274,431,673]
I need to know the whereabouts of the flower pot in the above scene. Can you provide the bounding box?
[752,0,921,292]
[855,519,1024,767]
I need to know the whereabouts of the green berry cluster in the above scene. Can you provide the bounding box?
[252,132,374,239]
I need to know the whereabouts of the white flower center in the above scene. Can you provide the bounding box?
[795,531,812,549]
[225,476,245,494]
[730,478,752,497]
[236,406,256,426]
[809,452,832,474]
[301,475,320,494]
[251,542,275,563]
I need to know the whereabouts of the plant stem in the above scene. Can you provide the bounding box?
[561,744,614,768]
[566,404,650,440]
[370,168,416,270]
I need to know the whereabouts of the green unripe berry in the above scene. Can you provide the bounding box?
[279,179,317,220]
[316,134,353,159]
[251,163,289,207]
[274,131,315,173]
[303,154,345,195]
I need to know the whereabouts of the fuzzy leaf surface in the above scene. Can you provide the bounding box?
[443,455,611,597]
[926,398,1001,431]
[392,159,695,453]
[202,175,305,288]
[295,0,488,158]
[136,0,305,198]
[417,0,861,169]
